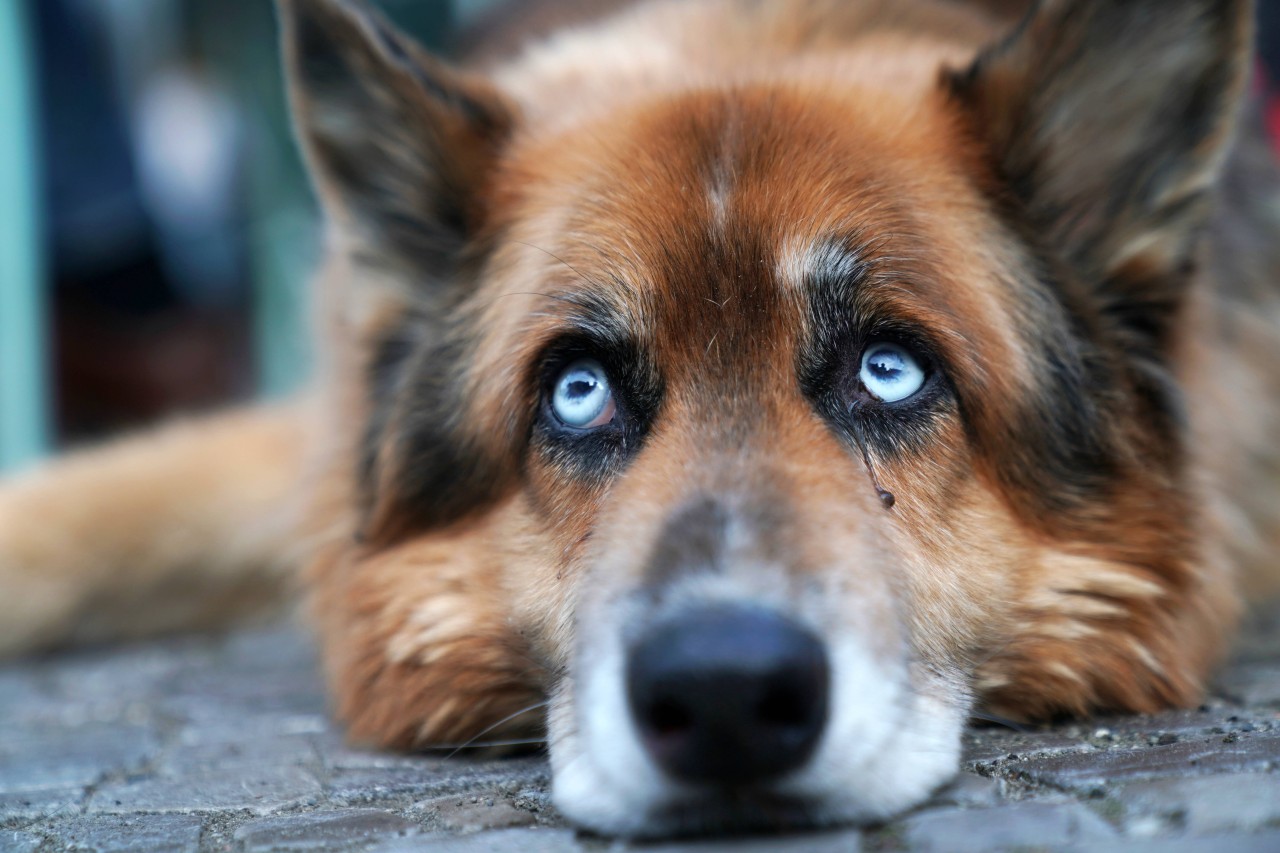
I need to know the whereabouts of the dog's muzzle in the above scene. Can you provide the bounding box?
[625,605,830,786]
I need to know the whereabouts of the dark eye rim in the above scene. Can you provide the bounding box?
[827,330,953,460]
[533,334,655,442]
[798,309,956,461]
[528,333,661,479]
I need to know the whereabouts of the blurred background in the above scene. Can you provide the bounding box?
[0,0,504,471]
[1,0,1280,472]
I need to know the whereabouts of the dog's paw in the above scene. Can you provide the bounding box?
[0,482,81,656]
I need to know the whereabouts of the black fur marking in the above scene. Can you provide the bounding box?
[643,497,731,587]
[375,332,509,540]
[996,253,1125,506]
[359,316,420,504]
[292,27,346,95]
[358,304,516,543]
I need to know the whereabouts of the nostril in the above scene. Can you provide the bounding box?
[646,698,693,736]
[626,605,829,786]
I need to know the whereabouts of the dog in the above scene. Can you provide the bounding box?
[2,0,1279,838]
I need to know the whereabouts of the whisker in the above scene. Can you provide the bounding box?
[442,700,552,760]
[968,711,1031,733]
[470,290,575,315]
[512,240,598,288]
[14,799,77,832]
[421,737,548,751]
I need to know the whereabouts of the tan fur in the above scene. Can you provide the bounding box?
[0,402,310,654]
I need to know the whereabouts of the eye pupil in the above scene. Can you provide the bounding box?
[868,352,902,379]
[567,379,596,399]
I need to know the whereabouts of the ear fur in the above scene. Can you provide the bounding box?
[949,0,1253,349]
[278,1,521,543]
[278,0,513,271]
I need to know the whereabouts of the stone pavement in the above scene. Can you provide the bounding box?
[2,614,1278,853]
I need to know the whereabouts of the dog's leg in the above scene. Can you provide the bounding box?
[307,528,550,751]
[0,402,310,655]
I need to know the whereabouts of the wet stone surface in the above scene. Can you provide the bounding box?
[1,618,1278,852]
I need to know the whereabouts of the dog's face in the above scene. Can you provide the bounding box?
[283,0,1250,837]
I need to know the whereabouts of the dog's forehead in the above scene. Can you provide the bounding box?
[495,84,1034,393]
[549,87,940,294]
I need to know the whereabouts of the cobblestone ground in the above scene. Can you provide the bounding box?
[2,613,1278,853]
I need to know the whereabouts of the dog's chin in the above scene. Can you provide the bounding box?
[569,790,854,840]
[551,721,964,840]
[557,785,938,841]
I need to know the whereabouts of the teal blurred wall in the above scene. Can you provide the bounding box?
[0,0,47,471]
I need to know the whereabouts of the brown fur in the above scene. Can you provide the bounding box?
[2,0,1278,836]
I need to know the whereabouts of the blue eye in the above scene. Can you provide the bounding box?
[859,343,926,403]
[552,359,616,428]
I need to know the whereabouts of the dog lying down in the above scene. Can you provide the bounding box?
[2,0,1280,838]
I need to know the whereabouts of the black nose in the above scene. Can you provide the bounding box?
[626,605,829,786]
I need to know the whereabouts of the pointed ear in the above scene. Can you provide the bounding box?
[948,0,1252,346]
[278,0,513,270]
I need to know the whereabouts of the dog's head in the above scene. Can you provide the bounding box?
[281,0,1251,836]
